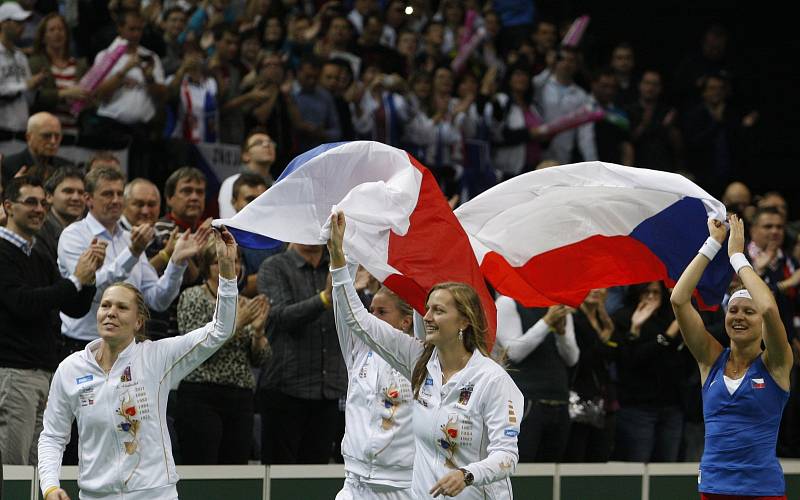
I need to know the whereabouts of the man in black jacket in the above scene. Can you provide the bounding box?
[0,176,102,465]
[0,112,74,186]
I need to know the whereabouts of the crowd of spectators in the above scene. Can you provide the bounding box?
[0,0,798,470]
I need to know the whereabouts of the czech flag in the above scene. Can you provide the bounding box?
[454,161,732,309]
[218,141,498,345]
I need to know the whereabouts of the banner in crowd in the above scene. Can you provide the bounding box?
[218,141,498,346]
[454,161,732,309]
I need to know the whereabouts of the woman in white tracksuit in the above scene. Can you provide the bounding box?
[328,212,524,499]
[334,264,416,499]
[38,229,242,500]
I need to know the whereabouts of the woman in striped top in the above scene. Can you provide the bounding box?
[29,13,88,134]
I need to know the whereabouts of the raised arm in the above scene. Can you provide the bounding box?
[670,218,725,379]
[328,211,423,379]
[728,214,792,388]
[152,228,238,386]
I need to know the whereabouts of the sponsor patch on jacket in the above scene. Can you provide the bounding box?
[751,378,765,389]
[425,376,433,386]
[120,366,132,383]
[458,384,474,406]
[508,400,517,423]
[504,428,519,437]
[79,387,96,407]
[76,374,93,384]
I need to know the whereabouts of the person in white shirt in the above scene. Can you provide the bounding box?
[533,46,597,164]
[217,130,275,219]
[494,298,579,462]
[57,167,202,353]
[328,211,523,499]
[333,263,416,500]
[38,227,240,500]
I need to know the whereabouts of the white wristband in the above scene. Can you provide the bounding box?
[698,237,722,261]
[730,252,752,274]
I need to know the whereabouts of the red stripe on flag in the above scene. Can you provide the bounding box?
[383,154,497,350]
[482,235,667,307]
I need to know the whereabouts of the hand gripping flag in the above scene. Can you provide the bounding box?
[454,161,733,309]
[218,141,498,346]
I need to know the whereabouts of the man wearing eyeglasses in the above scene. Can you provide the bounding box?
[0,176,101,465]
[217,129,276,219]
[1,112,74,186]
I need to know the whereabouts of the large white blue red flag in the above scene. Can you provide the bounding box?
[219,141,499,344]
[454,161,733,309]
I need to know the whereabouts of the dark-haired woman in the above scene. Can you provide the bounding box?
[328,212,523,499]
[28,13,88,135]
[612,281,692,462]
[38,230,239,500]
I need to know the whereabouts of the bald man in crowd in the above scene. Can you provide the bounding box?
[1,112,73,185]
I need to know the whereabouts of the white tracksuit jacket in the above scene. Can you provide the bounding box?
[38,276,238,500]
[333,264,415,493]
[332,266,524,499]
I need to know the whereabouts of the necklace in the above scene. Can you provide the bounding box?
[205,281,217,299]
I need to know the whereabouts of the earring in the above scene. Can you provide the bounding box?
[458,329,464,342]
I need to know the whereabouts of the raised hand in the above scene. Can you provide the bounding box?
[215,226,238,279]
[326,211,346,268]
[250,295,270,334]
[727,214,746,258]
[707,217,727,245]
[129,224,155,257]
[631,296,659,334]
[74,247,99,285]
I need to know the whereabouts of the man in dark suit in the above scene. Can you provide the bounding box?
[1,112,73,186]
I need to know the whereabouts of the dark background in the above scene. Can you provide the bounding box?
[537,0,798,217]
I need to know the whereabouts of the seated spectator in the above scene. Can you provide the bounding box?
[218,130,276,219]
[2,112,73,185]
[380,0,406,48]
[0,175,99,465]
[529,19,557,75]
[626,70,683,172]
[175,240,270,464]
[495,298,579,462]
[563,288,618,463]
[28,13,89,136]
[534,46,598,164]
[395,29,417,78]
[38,166,85,263]
[721,181,754,219]
[612,281,692,463]
[0,2,45,135]
[346,0,374,35]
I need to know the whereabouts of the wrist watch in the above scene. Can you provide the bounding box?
[459,468,474,486]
